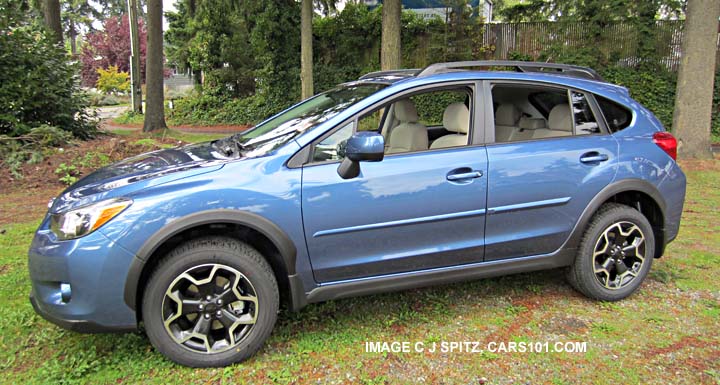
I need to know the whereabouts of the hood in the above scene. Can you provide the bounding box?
[50,140,235,213]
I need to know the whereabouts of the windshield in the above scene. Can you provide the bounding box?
[229,84,386,157]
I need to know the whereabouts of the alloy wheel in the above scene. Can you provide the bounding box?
[593,221,646,290]
[162,263,259,354]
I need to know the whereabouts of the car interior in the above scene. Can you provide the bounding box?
[491,84,601,143]
[311,83,604,163]
[379,88,471,153]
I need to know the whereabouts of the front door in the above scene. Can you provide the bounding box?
[301,83,488,283]
[302,147,489,282]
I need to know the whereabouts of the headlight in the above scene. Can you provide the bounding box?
[50,198,132,240]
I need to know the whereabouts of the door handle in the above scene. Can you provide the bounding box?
[446,170,483,181]
[580,152,609,164]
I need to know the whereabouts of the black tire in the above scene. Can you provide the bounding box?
[142,236,278,367]
[567,203,655,301]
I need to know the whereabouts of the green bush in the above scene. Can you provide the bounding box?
[168,92,292,126]
[0,125,73,178]
[601,66,678,130]
[0,24,95,137]
[96,65,130,94]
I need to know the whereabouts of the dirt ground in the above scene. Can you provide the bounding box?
[0,132,193,226]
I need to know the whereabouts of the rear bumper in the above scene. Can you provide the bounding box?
[659,162,686,250]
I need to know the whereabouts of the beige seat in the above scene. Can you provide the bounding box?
[532,104,573,139]
[386,99,428,154]
[510,117,546,141]
[494,104,521,142]
[430,103,469,149]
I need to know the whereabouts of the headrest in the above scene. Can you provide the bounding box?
[495,104,520,126]
[394,99,418,123]
[548,104,573,131]
[442,103,469,134]
[519,117,547,130]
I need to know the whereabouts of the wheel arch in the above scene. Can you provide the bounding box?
[123,210,305,319]
[565,179,668,259]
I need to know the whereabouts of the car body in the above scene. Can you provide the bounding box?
[28,61,686,366]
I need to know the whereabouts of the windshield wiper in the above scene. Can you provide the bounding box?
[213,136,245,157]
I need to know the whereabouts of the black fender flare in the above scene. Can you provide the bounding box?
[123,209,298,310]
[563,178,667,253]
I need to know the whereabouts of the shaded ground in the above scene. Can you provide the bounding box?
[0,133,718,384]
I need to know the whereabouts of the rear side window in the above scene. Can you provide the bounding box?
[571,91,601,135]
[529,91,568,118]
[597,96,632,133]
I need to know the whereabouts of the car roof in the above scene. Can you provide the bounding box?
[351,61,630,100]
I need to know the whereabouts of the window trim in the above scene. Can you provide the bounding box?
[485,80,610,146]
[291,80,482,168]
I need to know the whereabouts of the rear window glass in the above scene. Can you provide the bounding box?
[597,96,632,133]
[529,91,568,118]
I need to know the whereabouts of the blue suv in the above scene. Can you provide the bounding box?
[29,61,686,367]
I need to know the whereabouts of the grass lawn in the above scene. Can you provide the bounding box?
[0,134,718,384]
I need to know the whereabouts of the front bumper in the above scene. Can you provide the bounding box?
[29,293,133,333]
[27,221,138,333]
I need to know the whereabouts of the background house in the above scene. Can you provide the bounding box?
[362,0,493,22]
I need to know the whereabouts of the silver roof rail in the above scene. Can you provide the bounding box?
[358,69,420,80]
[417,60,604,82]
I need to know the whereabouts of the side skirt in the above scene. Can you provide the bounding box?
[305,249,575,304]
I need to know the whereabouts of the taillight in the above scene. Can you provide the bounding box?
[653,132,677,160]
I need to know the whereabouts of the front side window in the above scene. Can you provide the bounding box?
[309,86,473,163]
[312,122,354,162]
[231,84,385,158]
[410,90,468,127]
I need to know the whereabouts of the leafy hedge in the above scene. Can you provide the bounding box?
[601,67,678,130]
[168,93,294,126]
[0,25,94,137]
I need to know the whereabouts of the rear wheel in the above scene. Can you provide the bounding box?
[142,236,278,367]
[567,203,655,301]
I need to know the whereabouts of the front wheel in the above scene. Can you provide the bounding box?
[567,203,655,301]
[142,237,278,367]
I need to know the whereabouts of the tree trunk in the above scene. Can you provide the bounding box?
[381,0,401,70]
[143,0,167,132]
[69,22,77,56]
[300,0,314,100]
[43,0,63,43]
[128,0,143,114]
[672,0,720,159]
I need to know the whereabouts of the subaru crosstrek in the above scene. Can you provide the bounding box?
[29,61,686,367]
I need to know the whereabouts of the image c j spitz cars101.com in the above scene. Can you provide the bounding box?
[28,61,686,367]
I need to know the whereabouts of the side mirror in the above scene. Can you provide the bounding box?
[337,132,384,179]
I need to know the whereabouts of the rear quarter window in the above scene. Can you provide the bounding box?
[597,96,632,133]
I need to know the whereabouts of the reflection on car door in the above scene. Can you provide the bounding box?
[302,147,489,283]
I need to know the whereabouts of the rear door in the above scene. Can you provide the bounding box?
[484,82,619,260]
